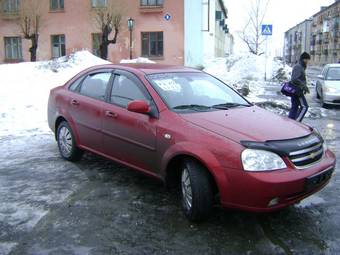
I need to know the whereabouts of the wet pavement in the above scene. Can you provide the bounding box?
[0,70,340,255]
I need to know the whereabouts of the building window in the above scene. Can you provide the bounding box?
[50,0,64,11]
[92,33,101,57]
[91,0,107,8]
[51,34,66,58]
[140,0,164,7]
[2,0,20,13]
[141,32,163,58]
[4,37,22,60]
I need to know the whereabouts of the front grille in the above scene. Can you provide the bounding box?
[289,142,324,168]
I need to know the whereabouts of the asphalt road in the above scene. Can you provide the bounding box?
[0,70,339,255]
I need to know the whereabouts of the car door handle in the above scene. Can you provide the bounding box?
[71,99,79,106]
[105,111,118,118]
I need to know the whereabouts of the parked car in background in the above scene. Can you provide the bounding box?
[48,64,336,221]
[316,64,340,107]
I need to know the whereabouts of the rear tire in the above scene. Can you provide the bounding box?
[181,159,213,222]
[57,121,83,161]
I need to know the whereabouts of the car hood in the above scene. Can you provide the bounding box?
[180,106,312,143]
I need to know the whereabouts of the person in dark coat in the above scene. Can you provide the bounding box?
[288,52,311,122]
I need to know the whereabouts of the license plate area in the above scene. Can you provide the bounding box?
[305,167,334,192]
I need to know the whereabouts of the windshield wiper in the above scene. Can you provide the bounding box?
[211,102,250,110]
[173,104,212,111]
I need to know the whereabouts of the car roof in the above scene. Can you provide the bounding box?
[91,63,201,74]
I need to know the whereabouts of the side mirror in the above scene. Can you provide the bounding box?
[127,100,150,114]
[317,74,324,80]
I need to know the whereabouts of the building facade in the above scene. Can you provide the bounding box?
[202,0,229,59]
[0,0,230,67]
[284,0,340,66]
[309,2,340,65]
[284,19,312,64]
[0,0,185,65]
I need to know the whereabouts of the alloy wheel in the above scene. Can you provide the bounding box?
[58,126,73,157]
[181,168,193,210]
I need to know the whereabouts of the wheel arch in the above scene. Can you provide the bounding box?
[165,154,220,196]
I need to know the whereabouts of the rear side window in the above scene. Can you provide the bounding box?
[79,72,112,101]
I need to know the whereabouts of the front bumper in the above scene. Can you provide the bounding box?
[219,149,336,212]
[323,93,340,105]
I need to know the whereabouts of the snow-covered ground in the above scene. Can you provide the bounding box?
[0,51,109,138]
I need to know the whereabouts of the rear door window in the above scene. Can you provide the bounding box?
[79,72,112,101]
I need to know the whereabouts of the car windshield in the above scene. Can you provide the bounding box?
[326,67,340,81]
[147,72,250,112]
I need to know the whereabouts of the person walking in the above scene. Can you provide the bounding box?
[288,52,311,122]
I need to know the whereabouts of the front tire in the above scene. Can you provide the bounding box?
[181,159,213,221]
[316,87,320,99]
[321,92,328,108]
[57,121,83,161]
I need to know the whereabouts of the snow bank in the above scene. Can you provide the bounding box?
[203,53,292,98]
[120,57,155,64]
[0,51,109,138]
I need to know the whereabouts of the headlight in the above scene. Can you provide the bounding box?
[241,149,287,172]
[325,87,337,93]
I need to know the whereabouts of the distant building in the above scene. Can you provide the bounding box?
[284,0,340,66]
[0,0,230,67]
[185,0,230,67]
[284,19,312,65]
[309,1,340,65]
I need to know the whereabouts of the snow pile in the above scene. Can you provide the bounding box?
[120,57,155,64]
[203,53,292,98]
[0,51,109,138]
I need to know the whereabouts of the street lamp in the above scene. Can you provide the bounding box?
[127,17,135,60]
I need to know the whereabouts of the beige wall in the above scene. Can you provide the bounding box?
[0,0,184,65]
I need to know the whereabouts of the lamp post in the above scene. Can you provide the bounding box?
[127,17,135,60]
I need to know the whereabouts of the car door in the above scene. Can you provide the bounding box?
[67,70,113,152]
[102,70,159,173]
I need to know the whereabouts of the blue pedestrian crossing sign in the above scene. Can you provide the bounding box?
[164,14,171,21]
[261,24,273,36]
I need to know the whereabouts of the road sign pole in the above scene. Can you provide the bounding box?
[261,24,273,81]
[264,36,268,81]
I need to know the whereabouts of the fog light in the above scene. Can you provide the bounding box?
[268,197,280,207]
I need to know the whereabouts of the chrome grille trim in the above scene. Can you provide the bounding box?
[289,143,323,156]
[288,142,324,169]
[291,148,323,163]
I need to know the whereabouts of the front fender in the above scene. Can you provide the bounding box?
[161,141,229,196]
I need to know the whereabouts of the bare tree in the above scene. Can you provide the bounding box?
[18,0,43,62]
[240,0,270,55]
[94,0,124,60]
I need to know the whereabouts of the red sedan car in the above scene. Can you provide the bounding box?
[48,64,336,221]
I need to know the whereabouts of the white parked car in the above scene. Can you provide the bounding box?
[316,64,340,107]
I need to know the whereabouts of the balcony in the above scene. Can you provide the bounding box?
[140,0,164,13]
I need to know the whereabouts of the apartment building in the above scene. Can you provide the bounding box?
[284,0,340,66]
[284,19,312,64]
[309,1,340,65]
[0,0,230,67]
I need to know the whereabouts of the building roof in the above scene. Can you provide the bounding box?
[312,0,340,18]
